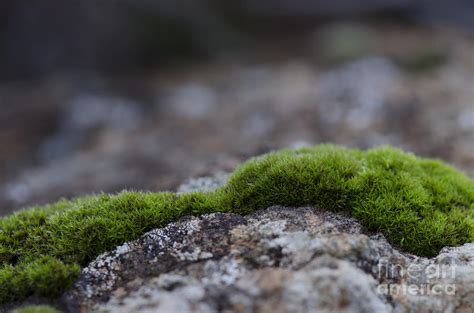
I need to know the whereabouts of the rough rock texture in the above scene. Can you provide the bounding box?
[61,177,474,313]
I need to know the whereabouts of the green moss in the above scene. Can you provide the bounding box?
[396,48,448,72]
[1,145,473,305]
[12,305,61,313]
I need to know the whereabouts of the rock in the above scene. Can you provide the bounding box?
[177,172,230,193]
[163,83,219,120]
[317,57,401,131]
[61,176,474,313]
[312,23,377,66]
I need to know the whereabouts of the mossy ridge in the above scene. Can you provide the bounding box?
[1,145,473,305]
[12,305,61,313]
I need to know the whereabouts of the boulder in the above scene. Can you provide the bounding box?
[62,176,474,313]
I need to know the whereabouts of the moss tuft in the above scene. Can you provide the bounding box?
[1,145,473,304]
[12,305,61,313]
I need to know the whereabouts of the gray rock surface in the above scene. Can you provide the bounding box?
[63,176,474,313]
[177,172,230,194]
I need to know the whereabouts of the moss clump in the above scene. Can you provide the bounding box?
[12,305,61,313]
[1,145,473,305]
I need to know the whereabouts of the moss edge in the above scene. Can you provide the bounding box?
[12,305,61,313]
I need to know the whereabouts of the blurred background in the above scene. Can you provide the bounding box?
[0,0,473,215]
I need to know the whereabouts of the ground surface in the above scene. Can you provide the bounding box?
[1,22,473,216]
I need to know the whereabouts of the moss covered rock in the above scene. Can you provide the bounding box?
[1,145,473,305]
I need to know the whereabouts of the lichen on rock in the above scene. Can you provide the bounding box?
[66,206,474,312]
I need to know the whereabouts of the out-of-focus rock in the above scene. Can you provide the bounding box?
[162,83,218,119]
[177,172,230,193]
[317,57,401,131]
[1,23,473,216]
[312,23,378,66]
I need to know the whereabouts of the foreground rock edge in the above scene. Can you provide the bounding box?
[63,205,474,313]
